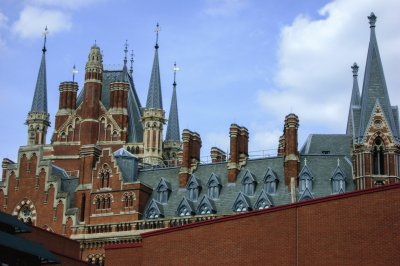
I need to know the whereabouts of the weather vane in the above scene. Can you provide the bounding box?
[173,62,180,85]
[155,23,161,48]
[42,26,49,52]
[72,64,78,82]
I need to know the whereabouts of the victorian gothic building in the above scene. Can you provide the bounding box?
[0,14,399,264]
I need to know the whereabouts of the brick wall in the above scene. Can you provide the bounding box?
[105,184,400,266]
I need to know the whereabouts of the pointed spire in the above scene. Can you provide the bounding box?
[155,23,160,49]
[358,12,399,141]
[166,62,181,142]
[346,63,361,135]
[130,49,134,76]
[72,64,78,82]
[30,26,49,113]
[146,23,163,109]
[121,40,128,82]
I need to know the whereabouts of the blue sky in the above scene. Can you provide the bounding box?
[0,0,399,162]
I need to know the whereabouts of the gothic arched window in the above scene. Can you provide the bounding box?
[373,137,385,175]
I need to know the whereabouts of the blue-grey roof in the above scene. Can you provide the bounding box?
[145,47,163,109]
[346,63,361,136]
[30,50,48,113]
[77,70,143,142]
[358,13,399,142]
[300,134,352,156]
[50,164,79,209]
[165,83,180,142]
[113,148,138,182]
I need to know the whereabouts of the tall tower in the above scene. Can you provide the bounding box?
[350,13,400,189]
[80,43,103,145]
[26,27,50,145]
[142,24,166,165]
[164,63,182,166]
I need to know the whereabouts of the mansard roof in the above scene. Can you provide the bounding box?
[300,134,352,156]
[358,13,399,143]
[77,70,144,142]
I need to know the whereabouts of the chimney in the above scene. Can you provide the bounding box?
[277,134,285,156]
[211,147,226,163]
[228,123,249,183]
[109,82,129,141]
[55,82,79,133]
[179,129,202,188]
[283,113,300,187]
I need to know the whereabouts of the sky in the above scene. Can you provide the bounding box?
[0,0,399,162]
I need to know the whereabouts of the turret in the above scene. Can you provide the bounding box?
[142,24,166,165]
[26,27,50,145]
[80,43,103,145]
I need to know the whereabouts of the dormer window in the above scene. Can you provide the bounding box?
[186,175,201,201]
[176,198,194,217]
[331,165,346,194]
[207,173,222,199]
[263,168,279,194]
[232,192,251,213]
[299,164,313,192]
[156,178,171,204]
[241,170,257,197]
[145,199,163,219]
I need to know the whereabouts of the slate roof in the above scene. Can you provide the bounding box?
[50,164,79,209]
[114,148,138,182]
[77,70,144,142]
[146,47,163,109]
[30,48,48,113]
[139,151,353,220]
[165,82,180,142]
[300,134,352,156]
[358,13,399,142]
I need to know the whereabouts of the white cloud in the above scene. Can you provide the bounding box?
[12,6,72,39]
[203,0,249,17]
[258,0,400,133]
[27,0,104,10]
[0,11,8,29]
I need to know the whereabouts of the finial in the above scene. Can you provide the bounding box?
[130,49,134,76]
[155,23,160,49]
[368,12,377,28]
[72,64,78,82]
[337,158,340,166]
[351,62,359,76]
[124,40,128,66]
[173,62,180,86]
[304,158,307,166]
[42,26,49,53]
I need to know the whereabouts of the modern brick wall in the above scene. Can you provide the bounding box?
[105,184,400,266]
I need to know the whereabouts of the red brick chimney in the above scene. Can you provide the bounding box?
[54,82,78,139]
[277,134,285,156]
[283,113,300,187]
[227,124,249,183]
[179,129,202,188]
[109,82,129,141]
[211,147,226,163]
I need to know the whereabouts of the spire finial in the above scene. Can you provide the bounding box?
[337,158,340,166]
[42,26,49,53]
[304,158,307,166]
[72,64,78,82]
[155,23,160,49]
[130,49,134,76]
[124,40,128,67]
[351,62,359,76]
[173,62,180,86]
[368,12,377,28]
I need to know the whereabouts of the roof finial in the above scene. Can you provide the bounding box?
[130,49,134,76]
[42,26,49,53]
[173,62,180,86]
[72,64,78,82]
[351,62,359,76]
[337,158,340,166]
[304,158,307,166]
[155,23,160,49]
[124,40,128,67]
[368,12,377,28]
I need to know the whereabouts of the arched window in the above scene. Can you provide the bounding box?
[18,205,33,224]
[373,138,385,175]
[99,165,111,188]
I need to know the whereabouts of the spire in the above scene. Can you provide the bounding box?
[146,23,163,109]
[358,12,399,141]
[121,40,128,82]
[346,63,361,135]
[166,63,181,142]
[30,26,49,113]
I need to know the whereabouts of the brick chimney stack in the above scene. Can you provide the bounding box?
[277,135,285,156]
[179,129,201,188]
[283,113,300,187]
[211,147,226,163]
[109,81,129,142]
[54,82,78,132]
[227,124,249,183]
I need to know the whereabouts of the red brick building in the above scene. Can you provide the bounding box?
[1,13,399,264]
